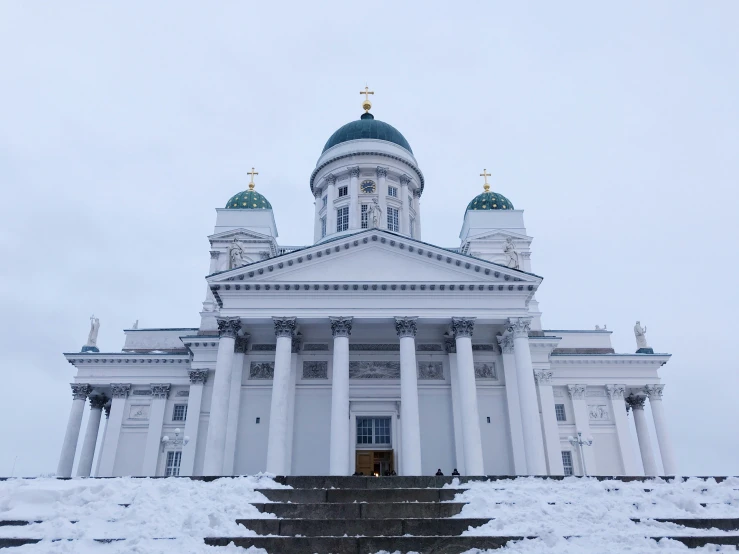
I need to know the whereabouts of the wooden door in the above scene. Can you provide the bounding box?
[355,451,373,476]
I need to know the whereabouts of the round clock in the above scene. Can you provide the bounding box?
[360,180,376,193]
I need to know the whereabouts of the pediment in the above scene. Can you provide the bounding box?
[208,228,276,243]
[208,230,541,285]
[466,229,533,243]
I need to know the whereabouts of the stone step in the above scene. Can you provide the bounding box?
[255,488,463,503]
[236,517,492,537]
[251,502,466,519]
[204,535,525,553]
[632,518,739,531]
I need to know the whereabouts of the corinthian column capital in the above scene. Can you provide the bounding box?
[451,317,475,338]
[376,166,388,178]
[507,317,532,338]
[534,370,553,385]
[644,384,665,400]
[209,250,221,260]
[150,383,171,399]
[89,395,108,410]
[71,384,92,401]
[567,384,587,399]
[234,334,250,354]
[273,317,297,338]
[110,383,131,399]
[399,174,412,185]
[625,393,646,411]
[497,332,514,353]
[324,173,336,185]
[394,317,418,338]
[188,369,209,384]
[330,316,353,337]
[217,317,242,339]
[348,167,360,178]
[606,384,626,399]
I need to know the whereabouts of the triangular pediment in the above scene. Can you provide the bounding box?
[465,229,533,243]
[208,230,541,285]
[208,228,276,243]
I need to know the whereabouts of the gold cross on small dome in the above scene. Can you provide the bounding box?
[480,169,491,192]
[360,86,374,112]
[247,167,259,190]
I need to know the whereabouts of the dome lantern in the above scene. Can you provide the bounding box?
[225,166,273,210]
[466,169,514,211]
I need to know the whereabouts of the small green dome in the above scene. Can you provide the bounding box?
[225,188,272,210]
[466,191,514,211]
[323,113,413,154]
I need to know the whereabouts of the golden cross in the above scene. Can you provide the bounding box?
[359,86,374,102]
[247,167,258,189]
[480,169,491,191]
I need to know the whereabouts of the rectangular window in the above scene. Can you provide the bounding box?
[555,404,566,422]
[388,186,398,197]
[322,195,327,208]
[321,217,327,238]
[337,206,349,232]
[165,451,182,477]
[561,451,574,476]
[172,404,187,422]
[409,217,415,238]
[361,204,369,229]
[338,185,348,197]
[387,207,399,232]
[356,417,391,445]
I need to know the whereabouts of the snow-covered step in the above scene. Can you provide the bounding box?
[251,501,466,519]
[631,517,739,531]
[255,487,464,503]
[236,517,493,536]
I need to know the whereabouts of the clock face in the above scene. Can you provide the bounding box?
[360,180,376,193]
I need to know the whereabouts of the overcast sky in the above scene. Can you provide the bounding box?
[1,2,737,477]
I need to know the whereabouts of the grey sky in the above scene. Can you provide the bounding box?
[1,1,737,476]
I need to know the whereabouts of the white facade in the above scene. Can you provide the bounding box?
[58,110,675,478]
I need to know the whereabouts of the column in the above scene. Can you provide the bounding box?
[76,394,108,477]
[567,385,597,475]
[314,190,323,242]
[349,167,360,229]
[399,175,411,235]
[329,316,352,475]
[142,384,170,476]
[325,174,337,236]
[57,384,92,477]
[377,167,388,230]
[451,318,485,475]
[413,190,422,240]
[94,405,110,476]
[180,370,208,476]
[498,334,527,474]
[98,384,130,477]
[202,317,241,475]
[445,336,465,474]
[606,385,640,475]
[509,318,547,475]
[535,371,564,475]
[285,333,302,474]
[626,394,658,476]
[266,317,297,475]
[395,317,423,475]
[224,335,248,475]
[645,385,677,475]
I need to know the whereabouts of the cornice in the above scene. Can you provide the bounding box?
[549,355,670,366]
[65,353,191,367]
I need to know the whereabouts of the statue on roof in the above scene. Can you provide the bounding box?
[86,316,100,347]
[634,321,649,350]
[229,240,250,269]
[504,237,519,269]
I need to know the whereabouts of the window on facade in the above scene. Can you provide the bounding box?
[337,206,349,232]
[338,185,348,197]
[322,195,327,209]
[555,404,566,422]
[561,451,574,476]
[388,186,398,197]
[361,204,369,229]
[409,217,415,238]
[321,217,327,238]
[387,207,399,232]
[165,451,182,476]
[173,404,187,422]
[356,417,391,445]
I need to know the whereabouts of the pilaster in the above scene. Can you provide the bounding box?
[98,383,130,476]
[181,369,209,476]
[377,167,388,230]
[535,370,564,475]
[606,385,640,475]
[349,167,360,229]
[142,383,170,476]
[567,384,597,475]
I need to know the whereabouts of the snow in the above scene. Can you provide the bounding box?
[0,475,737,553]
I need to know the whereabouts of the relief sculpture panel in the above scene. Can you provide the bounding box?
[349,361,400,379]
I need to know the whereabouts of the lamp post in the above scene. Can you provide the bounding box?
[568,431,593,477]
[162,428,190,449]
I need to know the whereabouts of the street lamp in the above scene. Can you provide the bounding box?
[568,432,593,476]
[161,428,190,449]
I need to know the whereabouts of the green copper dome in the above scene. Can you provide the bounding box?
[225,188,272,210]
[466,191,514,211]
[322,113,413,154]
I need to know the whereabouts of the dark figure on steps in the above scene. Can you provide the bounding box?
[452,468,460,476]
[435,469,444,476]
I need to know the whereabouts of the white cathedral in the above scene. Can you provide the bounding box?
[58,93,675,480]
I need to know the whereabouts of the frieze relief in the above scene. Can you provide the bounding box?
[349,361,400,379]
[588,404,610,421]
[249,361,275,380]
[417,361,444,380]
[474,362,497,379]
[302,361,328,379]
[129,405,150,420]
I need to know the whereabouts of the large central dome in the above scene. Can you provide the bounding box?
[322,113,413,154]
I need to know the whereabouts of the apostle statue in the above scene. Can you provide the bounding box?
[504,237,519,269]
[229,240,249,269]
[367,198,382,229]
[86,315,100,347]
[634,321,649,350]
